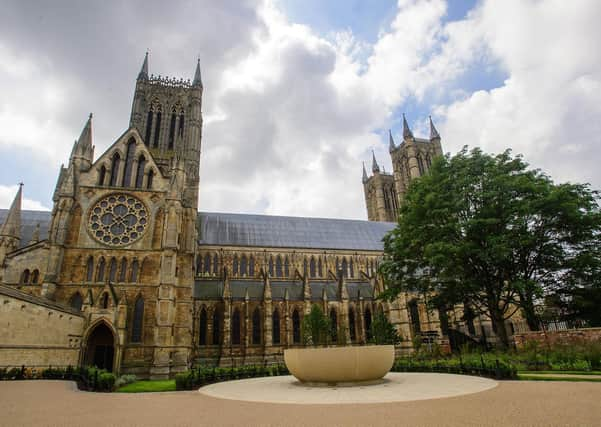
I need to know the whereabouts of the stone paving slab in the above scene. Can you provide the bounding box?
[199,373,498,404]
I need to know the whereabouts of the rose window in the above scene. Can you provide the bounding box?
[88,194,148,246]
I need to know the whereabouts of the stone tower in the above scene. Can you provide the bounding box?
[363,115,443,221]
[129,52,203,209]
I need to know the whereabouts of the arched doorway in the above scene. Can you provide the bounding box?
[84,322,115,372]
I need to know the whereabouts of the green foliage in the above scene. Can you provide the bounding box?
[175,364,290,391]
[369,310,400,345]
[380,147,601,347]
[301,305,330,346]
[114,374,138,389]
[391,355,517,380]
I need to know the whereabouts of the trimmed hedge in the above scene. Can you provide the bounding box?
[0,365,117,392]
[391,357,517,380]
[176,364,290,390]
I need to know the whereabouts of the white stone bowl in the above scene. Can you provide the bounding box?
[284,345,395,384]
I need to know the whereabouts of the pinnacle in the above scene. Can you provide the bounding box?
[389,129,396,152]
[402,113,414,140]
[193,58,202,87]
[429,115,441,140]
[138,51,149,80]
[371,150,380,173]
[0,184,22,240]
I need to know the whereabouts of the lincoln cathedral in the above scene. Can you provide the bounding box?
[0,54,519,378]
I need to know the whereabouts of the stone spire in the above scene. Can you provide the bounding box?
[0,184,22,241]
[371,150,380,173]
[429,115,440,140]
[192,58,202,87]
[362,162,368,183]
[138,51,149,80]
[388,129,396,152]
[402,113,414,140]
[70,113,94,169]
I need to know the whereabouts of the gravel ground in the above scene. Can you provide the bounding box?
[1,379,600,427]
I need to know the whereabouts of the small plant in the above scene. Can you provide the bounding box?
[115,374,137,388]
[301,305,330,346]
[369,311,400,345]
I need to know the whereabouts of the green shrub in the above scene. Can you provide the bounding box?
[97,372,116,392]
[369,311,400,345]
[115,374,137,388]
[302,305,330,346]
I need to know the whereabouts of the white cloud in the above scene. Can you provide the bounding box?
[0,185,49,211]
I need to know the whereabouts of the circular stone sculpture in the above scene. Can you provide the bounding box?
[284,345,394,385]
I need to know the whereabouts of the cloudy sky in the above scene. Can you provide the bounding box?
[1,0,600,220]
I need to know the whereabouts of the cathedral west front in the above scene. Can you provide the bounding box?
[0,54,516,378]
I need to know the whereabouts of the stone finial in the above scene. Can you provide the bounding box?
[402,113,414,140]
[388,129,396,152]
[371,150,380,174]
[362,162,368,183]
[29,223,40,245]
[138,51,149,80]
[429,115,441,140]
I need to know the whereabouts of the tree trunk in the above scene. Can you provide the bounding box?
[490,309,510,349]
[520,292,540,331]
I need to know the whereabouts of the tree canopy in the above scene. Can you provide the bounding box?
[379,147,601,347]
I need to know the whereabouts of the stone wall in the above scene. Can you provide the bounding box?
[0,285,85,368]
[514,327,601,349]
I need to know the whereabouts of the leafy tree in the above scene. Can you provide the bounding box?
[302,305,330,346]
[380,147,601,348]
[369,310,400,345]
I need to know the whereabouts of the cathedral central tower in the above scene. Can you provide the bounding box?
[129,53,203,208]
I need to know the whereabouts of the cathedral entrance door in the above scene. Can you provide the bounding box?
[85,322,116,372]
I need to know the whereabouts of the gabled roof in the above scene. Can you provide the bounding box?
[197,212,395,251]
[1,209,396,252]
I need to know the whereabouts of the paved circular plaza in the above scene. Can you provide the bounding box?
[199,373,498,404]
[1,379,601,426]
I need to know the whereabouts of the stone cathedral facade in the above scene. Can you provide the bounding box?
[0,55,509,379]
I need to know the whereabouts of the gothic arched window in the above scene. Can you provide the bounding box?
[135,155,146,188]
[122,139,136,187]
[417,155,425,175]
[284,256,290,277]
[309,257,316,278]
[341,258,348,278]
[130,259,139,283]
[272,309,280,344]
[168,109,176,149]
[330,308,338,343]
[232,255,239,276]
[98,165,106,185]
[70,293,83,311]
[96,258,106,282]
[212,309,221,345]
[275,256,283,278]
[31,269,39,284]
[213,254,219,275]
[153,107,162,148]
[109,258,117,282]
[232,309,241,345]
[144,110,153,145]
[248,256,255,277]
[21,269,30,284]
[292,309,301,344]
[109,152,121,187]
[199,307,207,345]
[252,307,261,345]
[409,299,421,334]
[146,169,154,189]
[318,258,323,278]
[101,292,109,309]
[240,255,247,276]
[348,307,356,342]
[119,258,127,282]
[131,296,144,342]
[268,257,274,277]
[349,258,354,278]
[178,113,185,138]
[203,254,211,274]
[365,307,373,341]
[86,256,94,282]
[303,258,308,277]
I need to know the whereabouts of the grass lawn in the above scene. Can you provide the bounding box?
[518,374,601,382]
[116,380,176,393]
[518,370,601,376]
